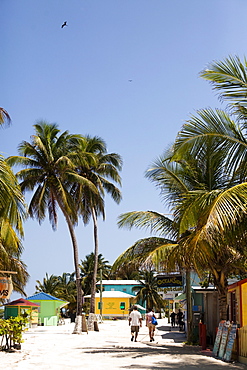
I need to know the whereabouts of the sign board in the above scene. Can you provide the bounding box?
[218,323,230,359]
[213,321,225,356]
[223,324,237,362]
[163,294,174,300]
[156,275,183,288]
[0,277,13,299]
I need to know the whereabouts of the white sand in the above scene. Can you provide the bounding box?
[0,319,245,369]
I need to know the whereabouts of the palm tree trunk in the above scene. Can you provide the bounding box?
[58,205,83,334]
[186,269,193,343]
[90,207,98,314]
[214,272,228,321]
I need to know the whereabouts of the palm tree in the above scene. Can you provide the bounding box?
[35,273,60,295]
[0,110,28,294]
[0,107,11,126]
[133,270,165,310]
[55,273,77,314]
[79,253,111,296]
[111,261,142,280]
[0,219,29,295]
[7,121,98,333]
[170,56,247,317]
[0,156,28,295]
[70,136,122,314]
[35,272,77,313]
[115,142,247,323]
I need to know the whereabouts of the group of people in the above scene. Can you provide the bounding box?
[170,309,185,331]
[128,306,185,343]
[128,306,156,342]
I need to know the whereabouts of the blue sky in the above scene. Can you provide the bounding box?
[2,0,247,297]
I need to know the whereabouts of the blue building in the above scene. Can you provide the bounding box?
[97,280,141,296]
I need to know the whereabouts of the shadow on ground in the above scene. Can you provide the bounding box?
[156,325,186,343]
[80,345,244,369]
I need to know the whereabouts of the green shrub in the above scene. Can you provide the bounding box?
[0,316,29,351]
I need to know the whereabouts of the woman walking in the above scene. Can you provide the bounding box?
[146,308,156,342]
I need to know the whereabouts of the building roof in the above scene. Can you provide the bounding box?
[5,298,40,307]
[191,286,217,292]
[228,277,247,290]
[27,292,66,302]
[97,280,141,285]
[84,290,136,299]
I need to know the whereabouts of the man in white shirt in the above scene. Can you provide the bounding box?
[129,305,142,342]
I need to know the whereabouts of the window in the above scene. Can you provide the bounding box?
[230,291,237,323]
[120,302,125,310]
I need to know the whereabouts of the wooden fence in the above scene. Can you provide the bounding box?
[237,325,247,365]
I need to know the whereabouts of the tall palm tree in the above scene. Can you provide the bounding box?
[0,155,28,295]
[115,142,247,322]
[70,136,122,314]
[0,108,28,294]
[7,121,98,333]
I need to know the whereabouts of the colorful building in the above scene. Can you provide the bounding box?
[98,280,141,295]
[85,290,136,318]
[228,277,247,327]
[27,292,68,326]
[4,298,40,326]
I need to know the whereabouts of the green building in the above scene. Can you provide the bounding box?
[27,292,68,326]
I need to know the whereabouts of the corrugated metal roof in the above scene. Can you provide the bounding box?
[27,292,63,301]
[5,298,40,307]
[84,290,136,298]
[96,280,141,285]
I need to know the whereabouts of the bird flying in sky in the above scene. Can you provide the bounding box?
[61,21,67,28]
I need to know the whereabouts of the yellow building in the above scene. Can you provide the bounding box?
[228,278,247,327]
[85,290,136,318]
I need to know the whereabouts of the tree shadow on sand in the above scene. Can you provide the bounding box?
[80,345,244,369]
[156,325,186,343]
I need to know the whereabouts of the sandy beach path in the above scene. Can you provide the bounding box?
[0,319,246,369]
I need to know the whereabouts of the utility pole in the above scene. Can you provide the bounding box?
[186,269,193,342]
[100,269,103,318]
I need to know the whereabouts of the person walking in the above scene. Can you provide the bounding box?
[146,308,156,342]
[170,311,176,327]
[129,305,142,342]
[177,309,185,331]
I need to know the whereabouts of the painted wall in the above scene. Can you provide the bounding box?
[228,278,247,327]
[28,299,63,324]
[94,296,132,317]
[4,306,39,325]
[100,284,138,296]
[242,283,247,327]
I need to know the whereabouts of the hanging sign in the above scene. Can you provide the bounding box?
[0,277,13,299]
[156,275,183,288]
